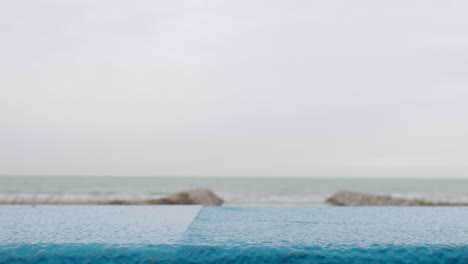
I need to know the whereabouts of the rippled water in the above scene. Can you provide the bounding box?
[0,176,467,205]
[1,206,467,263]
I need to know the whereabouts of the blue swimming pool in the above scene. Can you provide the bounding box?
[1,206,467,263]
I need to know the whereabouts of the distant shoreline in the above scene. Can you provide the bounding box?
[1,199,466,206]
[2,177,468,205]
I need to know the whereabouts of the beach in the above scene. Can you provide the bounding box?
[1,176,467,206]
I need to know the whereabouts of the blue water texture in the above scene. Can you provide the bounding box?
[1,206,467,263]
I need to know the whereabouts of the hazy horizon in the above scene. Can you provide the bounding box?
[1,172,468,179]
[1,1,468,178]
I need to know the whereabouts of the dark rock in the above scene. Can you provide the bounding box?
[326,191,422,206]
[0,189,224,206]
[149,189,224,206]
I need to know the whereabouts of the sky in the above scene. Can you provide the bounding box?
[1,1,467,178]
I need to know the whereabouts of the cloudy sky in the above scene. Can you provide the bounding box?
[1,1,467,178]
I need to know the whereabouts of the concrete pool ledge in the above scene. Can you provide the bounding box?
[1,206,467,263]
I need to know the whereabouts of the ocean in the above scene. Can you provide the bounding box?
[0,176,467,205]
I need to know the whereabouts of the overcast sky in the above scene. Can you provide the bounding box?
[1,1,467,178]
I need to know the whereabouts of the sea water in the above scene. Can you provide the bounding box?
[0,176,467,205]
[1,206,467,263]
